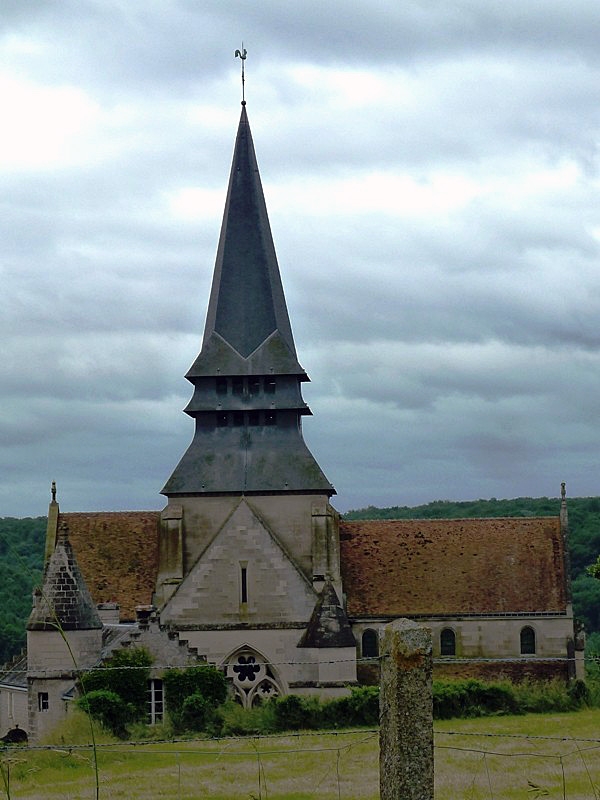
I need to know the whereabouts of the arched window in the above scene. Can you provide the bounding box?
[362,629,379,658]
[440,628,456,656]
[520,626,536,655]
[224,647,283,709]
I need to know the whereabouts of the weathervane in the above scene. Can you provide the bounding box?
[235,44,247,104]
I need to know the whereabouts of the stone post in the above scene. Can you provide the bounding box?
[380,618,433,800]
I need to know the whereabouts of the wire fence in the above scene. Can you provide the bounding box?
[3,726,600,799]
[10,652,595,677]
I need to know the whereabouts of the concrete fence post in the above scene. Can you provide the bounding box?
[380,618,434,800]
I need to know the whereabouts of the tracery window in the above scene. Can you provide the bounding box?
[224,648,283,709]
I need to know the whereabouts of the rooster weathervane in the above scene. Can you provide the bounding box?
[235,44,247,103]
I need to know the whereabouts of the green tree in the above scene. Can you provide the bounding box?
[79,647,153,735]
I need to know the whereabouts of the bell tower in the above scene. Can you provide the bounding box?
[157,102,341,609]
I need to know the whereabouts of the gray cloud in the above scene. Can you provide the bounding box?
[2,2,600,516]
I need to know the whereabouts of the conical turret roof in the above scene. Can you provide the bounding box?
[297,581,356,648]
[27,523,102,632]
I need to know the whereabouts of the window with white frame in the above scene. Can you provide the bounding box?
[147,679,164,724]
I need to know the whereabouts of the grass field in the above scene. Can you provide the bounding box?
[2,709,600,799]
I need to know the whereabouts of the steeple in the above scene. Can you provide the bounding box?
[188,103,303,377]
[163,104,333,497]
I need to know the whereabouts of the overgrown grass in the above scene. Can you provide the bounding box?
[4,710,600,799]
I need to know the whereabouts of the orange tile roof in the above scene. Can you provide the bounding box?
[60,512,160,622]
[340,517,567,617]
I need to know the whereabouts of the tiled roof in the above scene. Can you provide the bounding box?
[340,517,567,617]
[59,512,160,622]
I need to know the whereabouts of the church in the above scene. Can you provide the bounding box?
[0,100,579,741]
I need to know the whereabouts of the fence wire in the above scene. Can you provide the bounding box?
[3,727,600,799]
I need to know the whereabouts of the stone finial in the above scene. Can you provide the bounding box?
[51,481,57,503]
[561,481,566,501]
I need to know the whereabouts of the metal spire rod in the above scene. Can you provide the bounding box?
[235,44,247,103]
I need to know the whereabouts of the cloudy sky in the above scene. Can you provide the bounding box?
[2,1,600,517]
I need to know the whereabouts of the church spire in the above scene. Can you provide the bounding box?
[187,103,304,378]
[162,103,333,497]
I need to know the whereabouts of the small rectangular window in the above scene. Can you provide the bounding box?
[248,411,260,426]
[233,411,244,427]
[265,411,277,426]
[232,378,244,396]
[249,378,260,396]
[265,378,276,395]
[216,377,228,395]
[241,565,248,603]
[217,413,229,427]
[38,692,49,712]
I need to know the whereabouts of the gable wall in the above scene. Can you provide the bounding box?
[161,501,317,627]
[175,493,330,581]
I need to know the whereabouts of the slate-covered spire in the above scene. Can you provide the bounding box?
[27,522,102,632]
[188,102,303,377]
[162,104,333,497]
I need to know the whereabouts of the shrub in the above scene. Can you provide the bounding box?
[181,692,211,732]
[272,694,319,730]
[218,699,278,736]
[163,665,228,733]
[78,690,133,738]
[432,677,588,719]
[78,647,153,736]
[433,679,519,719]
[81,647,153,722]
[320,686,380,728]
[347,686,380,726]
[271,687,379,732]
[512,678,579,714]
[567,678,590,705]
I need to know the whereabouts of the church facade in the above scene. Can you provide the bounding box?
[0,102,579,740]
